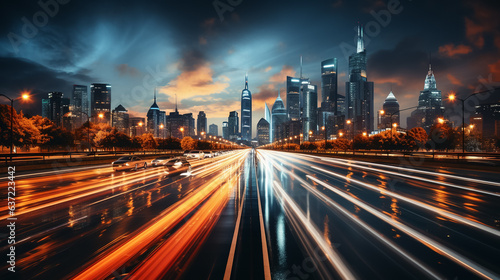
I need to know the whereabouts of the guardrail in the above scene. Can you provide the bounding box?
[0,150,183,164]
[270,149,500,160]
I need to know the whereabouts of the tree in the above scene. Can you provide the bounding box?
[196,140,211,150]
[427,123,459,151]
[140,133,158,150]
[41,126,74,151]
[407,127,428,150]
[181,136,196,151]
[101,129,132,150]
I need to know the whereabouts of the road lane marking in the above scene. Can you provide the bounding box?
[254,157,272,280]
[223,165,247,280]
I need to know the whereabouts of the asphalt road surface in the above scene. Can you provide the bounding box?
[1,149,499,279]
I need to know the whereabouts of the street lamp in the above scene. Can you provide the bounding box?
[0,92,31,160]
[300,133,303,145]
[378,110,385,130]
[321,126,326,150]
[447,90,494,154]
[180,127,185,138]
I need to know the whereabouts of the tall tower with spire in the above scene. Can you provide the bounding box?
[407,62,444,132]
[346,23,374,134]
[241,73,252,141]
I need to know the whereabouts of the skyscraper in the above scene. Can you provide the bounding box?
[407,64,444,132]
[228,111,239,140]
[302,84,318,140]
[286,76,302,121]
[321,58,338,109]
[147,89,161,137]
[72,85,88,128]
[345,25,374,134]
[257,118,270,146]
[240,74,252,141]
[43,92,70,127]
[197,111,207,137]
[271,91,287,142]
[112,104,129,134]
[264,102,271,123]
[90,83,111,125]
[209,124,218,136]
[380,91,400,129]
[222,121,229,140]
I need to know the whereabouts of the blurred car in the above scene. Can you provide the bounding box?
[183,150,191,157]
[187,150,205,160]
[112,156,148,171]
[163,157,191,176]
[204,151,214,158]
[151,156,173,167]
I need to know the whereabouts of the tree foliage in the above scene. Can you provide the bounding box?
[181,136,196,150]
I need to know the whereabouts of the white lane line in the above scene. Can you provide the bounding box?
[311,165,500,238]
[307,175,499,280]
[254,160,272,280]
[223,166,247,280]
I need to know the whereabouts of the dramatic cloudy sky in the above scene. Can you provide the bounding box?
[1,0,499,135]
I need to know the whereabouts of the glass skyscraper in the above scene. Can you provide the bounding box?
[407,64,444,132]
[228,111,239,141]
[240,74,252,141]
[321,58,338,110]
[90,83,111,125]
[345,25,374,134]
[72,85,88,127]
[271,91,287,142]
[286,76,302,121]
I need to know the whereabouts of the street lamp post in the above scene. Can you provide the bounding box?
[321,126,326,150]
[0,92,30,161]
[378,110,385,130]
[447,89,496,154]
[180,127,185,138]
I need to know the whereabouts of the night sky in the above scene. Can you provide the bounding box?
[1,0,499,136]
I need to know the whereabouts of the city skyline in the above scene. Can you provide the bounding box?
[1,0,499,137]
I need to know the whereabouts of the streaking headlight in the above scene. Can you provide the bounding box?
[125,163,129,166]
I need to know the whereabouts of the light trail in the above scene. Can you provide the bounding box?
[72,150,249,280]
[307,175,499,280]
[313,155,500,187]
[310,165,500,238]
[257,150,442,279]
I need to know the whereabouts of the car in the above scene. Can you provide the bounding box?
[183,150,191,157]
[112,156,149,171]
[151,156,173,167]
[187,150,205,160]
[204,151,213,158]
[163,157,191,177]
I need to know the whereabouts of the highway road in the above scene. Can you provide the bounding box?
[1,149,499,279]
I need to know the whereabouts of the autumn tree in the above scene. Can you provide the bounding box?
[407,127,428,150]
[181,136,196,151]
[140,133,158,150]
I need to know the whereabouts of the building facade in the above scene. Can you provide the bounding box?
[257,118,270,146]
[197,111,207,137]
[42,92,70,127]
[90,83,111,125]
[380,91,400,129]
[286,76,301,121]
[321,58,338,109]
[112,104,129,134]
[209,123,218,136]
[222,121,229,140]
[228,111,239,141]
[72,85,88,128]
